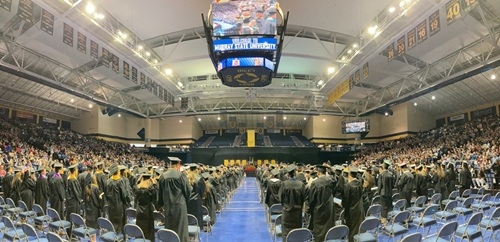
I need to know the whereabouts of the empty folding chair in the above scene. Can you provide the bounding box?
[268,204,283,224]
[400,232,422,242]
[470,187,485,200]
[407,196,427,216]
[123,224,150,242]
[286,228,313,242]
[365,204,382,220]
[479,207,500,242]
[125,208,137,224]
[392,193,401,206]
[2,216,28,241]
[441,191,459,207]
[6,198,23,218]
[388,199,407,219]
[453,197,474,221]
[47,208,71,236]
[353,217,380,242]
[383,211,410,241]
[435,200,458,223]
[413,205,438,237]
[471,194,491,214]
[457,189,472,203]
[157,229,181,242]
[273,215,282,242]
[70,213,97,241]
[486,192,500,208]
[428,193,441,206]
[33,204,50,228]
[22,223,48,242]
[422,221,458,242]
[454,212,483,242]
[324,225,349,242]
[97,217,125,242]
[18,200,37,223]
[153,211,165,233]
[371,195,381,206]
[187,214,201,242]
[46,231,67,242]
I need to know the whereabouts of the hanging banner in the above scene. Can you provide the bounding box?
[446,0,462,25]
[42,117,57,124]
[63,23,74,47]
[247,130,255,147]
[77,32,86,54]
[429,10,441,36]
[387,42,395,62]
[417,20,428,44]
[131,66,138,83]
[111,54,119,73]
[123,61,130,80]
[140,72,146,87]
[449,113,465,121]
[407,27,417,50]
[0,0,13,11]
[362,63,369,79]
[17,0,33,24]
[397,36,405,57]
[354,69,360,83]
[40,8,54,35]
[90,40,98,60]
[102,48,110,67]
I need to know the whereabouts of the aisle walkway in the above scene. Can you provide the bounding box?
[210,177,273,242]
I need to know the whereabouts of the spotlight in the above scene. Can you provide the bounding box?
[323,118,326,122]
[352,44,359,48]
[138,45,143,50]
[303,117,307,120]
[347,49,352,54]
[389,6,396,13]
[341,56,346,61]
[414,102,418,106]
[70,98,74,103]
[177,82,183,87]
[368,25,378,35]
[385,112,389,116]
[145,52,151,57]
[399,1,405,7]
[491,74,497,80]
[165,69,173,75]
[88,104,93,108]
[217,117,221,120]
[263,116,267,120]
[198,118,201,121]
[179,120,182,123]
[93,13,104,20]
[85,2,95,14]
[118,114,121,117]
[327,67,335,74]
[432,95,436,100]
[317,80,324,86]
[283,116,287,120]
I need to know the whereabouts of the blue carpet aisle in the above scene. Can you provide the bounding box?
[210,177,273,242]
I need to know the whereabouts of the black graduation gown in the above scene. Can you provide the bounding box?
[459,169,472,195]
[96,172,108,196]
[20,177,36,210]
[105,177,128,233]
[157,169,192,242]
[342,178,364,241]
[2,173,13,200]
[85,185,102,229]
[11,179,22,204]
[135,185,157,241]
[35,176,50,212]
[398,171,414,206]
[306,175,336,242]
[66,178,82,219]
[444,169,457,199]
[187,175,206,228]
[49,175,66,219]
[415,174,427,197]
[279,179,305,240]
[265,178,282,208]
[378,170,394,218]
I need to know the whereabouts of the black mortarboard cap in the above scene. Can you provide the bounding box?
[54,163,64,168]
[271,169,279,176]
[68,164,78,170]
[201,172,210,180]
[142,174,152,180]
[316,165,327,173]
[286,165,297,173]
[109,164,118,176]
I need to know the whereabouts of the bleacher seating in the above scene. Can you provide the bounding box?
[194,132,312,147]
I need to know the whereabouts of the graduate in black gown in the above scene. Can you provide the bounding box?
[378,160,394,222]
[415,165,428,197]
[444,163,457,199]
[85,174,103,240]
[2,166,13,200]
[95,162,108,210]
[306,165,336,242]
[134,173,157,241]
[202,172,217,225]
[398,163,414,208]
[459,162,472,196]
[186,164,206,229]
[342,167,364,241]
[105,164,129,233]
[10,169,23,204]
[279,165,305,241]
[157,161,192,242]
[20,168,36,210]
[265,169,282,208]
[35,168,50,213]
[66,164,82,219]
[49,164,66,219]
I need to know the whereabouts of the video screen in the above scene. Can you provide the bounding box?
[343,120,369,134]
[218,57,274,70]
[212,0,279,36]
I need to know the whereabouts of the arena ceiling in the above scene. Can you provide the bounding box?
[0,0,500,125]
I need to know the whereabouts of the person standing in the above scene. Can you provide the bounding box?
[265,169,282,208]
[415,165,428,197]
[398,163,414,208]
[378,160,394,224]
[49,164,66,219]
[157,161,192,242]
[66,164,82,219]
[459,162,473,196]
[35,168,50,212]
[105,164,128,233]
[10,169,22,204]
[20,168,36,210]
[279,165,305,241]
[306,165,336,242]
[342,167,364,241]
[3,166,13,200]
[85,174,102,242]
[186,164,205,229]
[135,174,157,241]
[444,163,457,199]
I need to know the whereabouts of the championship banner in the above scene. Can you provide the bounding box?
[327,78,351,105]
[41,8,54,35]
[247,130,255,147]
[229,116,237,129]
[449,113,465,121]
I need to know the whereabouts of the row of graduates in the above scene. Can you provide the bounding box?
[1,161,243,242]
[256,164,366,242]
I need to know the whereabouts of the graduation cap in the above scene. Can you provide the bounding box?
[334,165,343,171]
[85,173,92,186]
[383,159,392,166]
[95,162,104,167]
[37,168,45,173]
[348,166,359,173]
[310,171,318,176]
[286,165,297,173]
[271,169,280,176]
[399,162,408,169]
[13,168,22,173]
[141,174,152,180]
[167,157,182,164]
[201,172,210,180]
[109,164,119,176]
[119,165,127,171]
[417,164,424,170]
[316,165,328,174]
[188,164,199,171]
[68,164,78,171]
[54,163,64,169]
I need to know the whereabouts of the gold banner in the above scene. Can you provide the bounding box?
[247,129,255,147]
[327,78,351,105]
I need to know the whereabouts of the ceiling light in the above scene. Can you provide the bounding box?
[177,82,183,87]
[93,13,104,20]
[405,0,411,3]
[179,120,182,123]
[88,104,93,108]
[385,112,389,116]
[352,44,358,48]
[389,6,396,13]
[491,74,497,80]
[414,102,418,106]
[323,118,326,122]
[263,116,267,120]
[341,56,346,61]
[85,2,95,14]
[198,118,201,121]
[118,114,121,117]
[432,95,436,100]
[153,59,158,64]
[165,69,173,75]
[303,117,307,120]
[327,67,335,74]
[70,98,74,103]
[368,25,378,35]
[138,45,143,50]
[283,116,287,120]
[347,49,352,54]
[145,52,151,57]
[317,80,324,86]
[217,117,221,120]
[399,1,405,7]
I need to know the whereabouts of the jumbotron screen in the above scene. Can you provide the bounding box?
[212,0,279,36]
[217,57,274,71]
[342,120,370,134]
